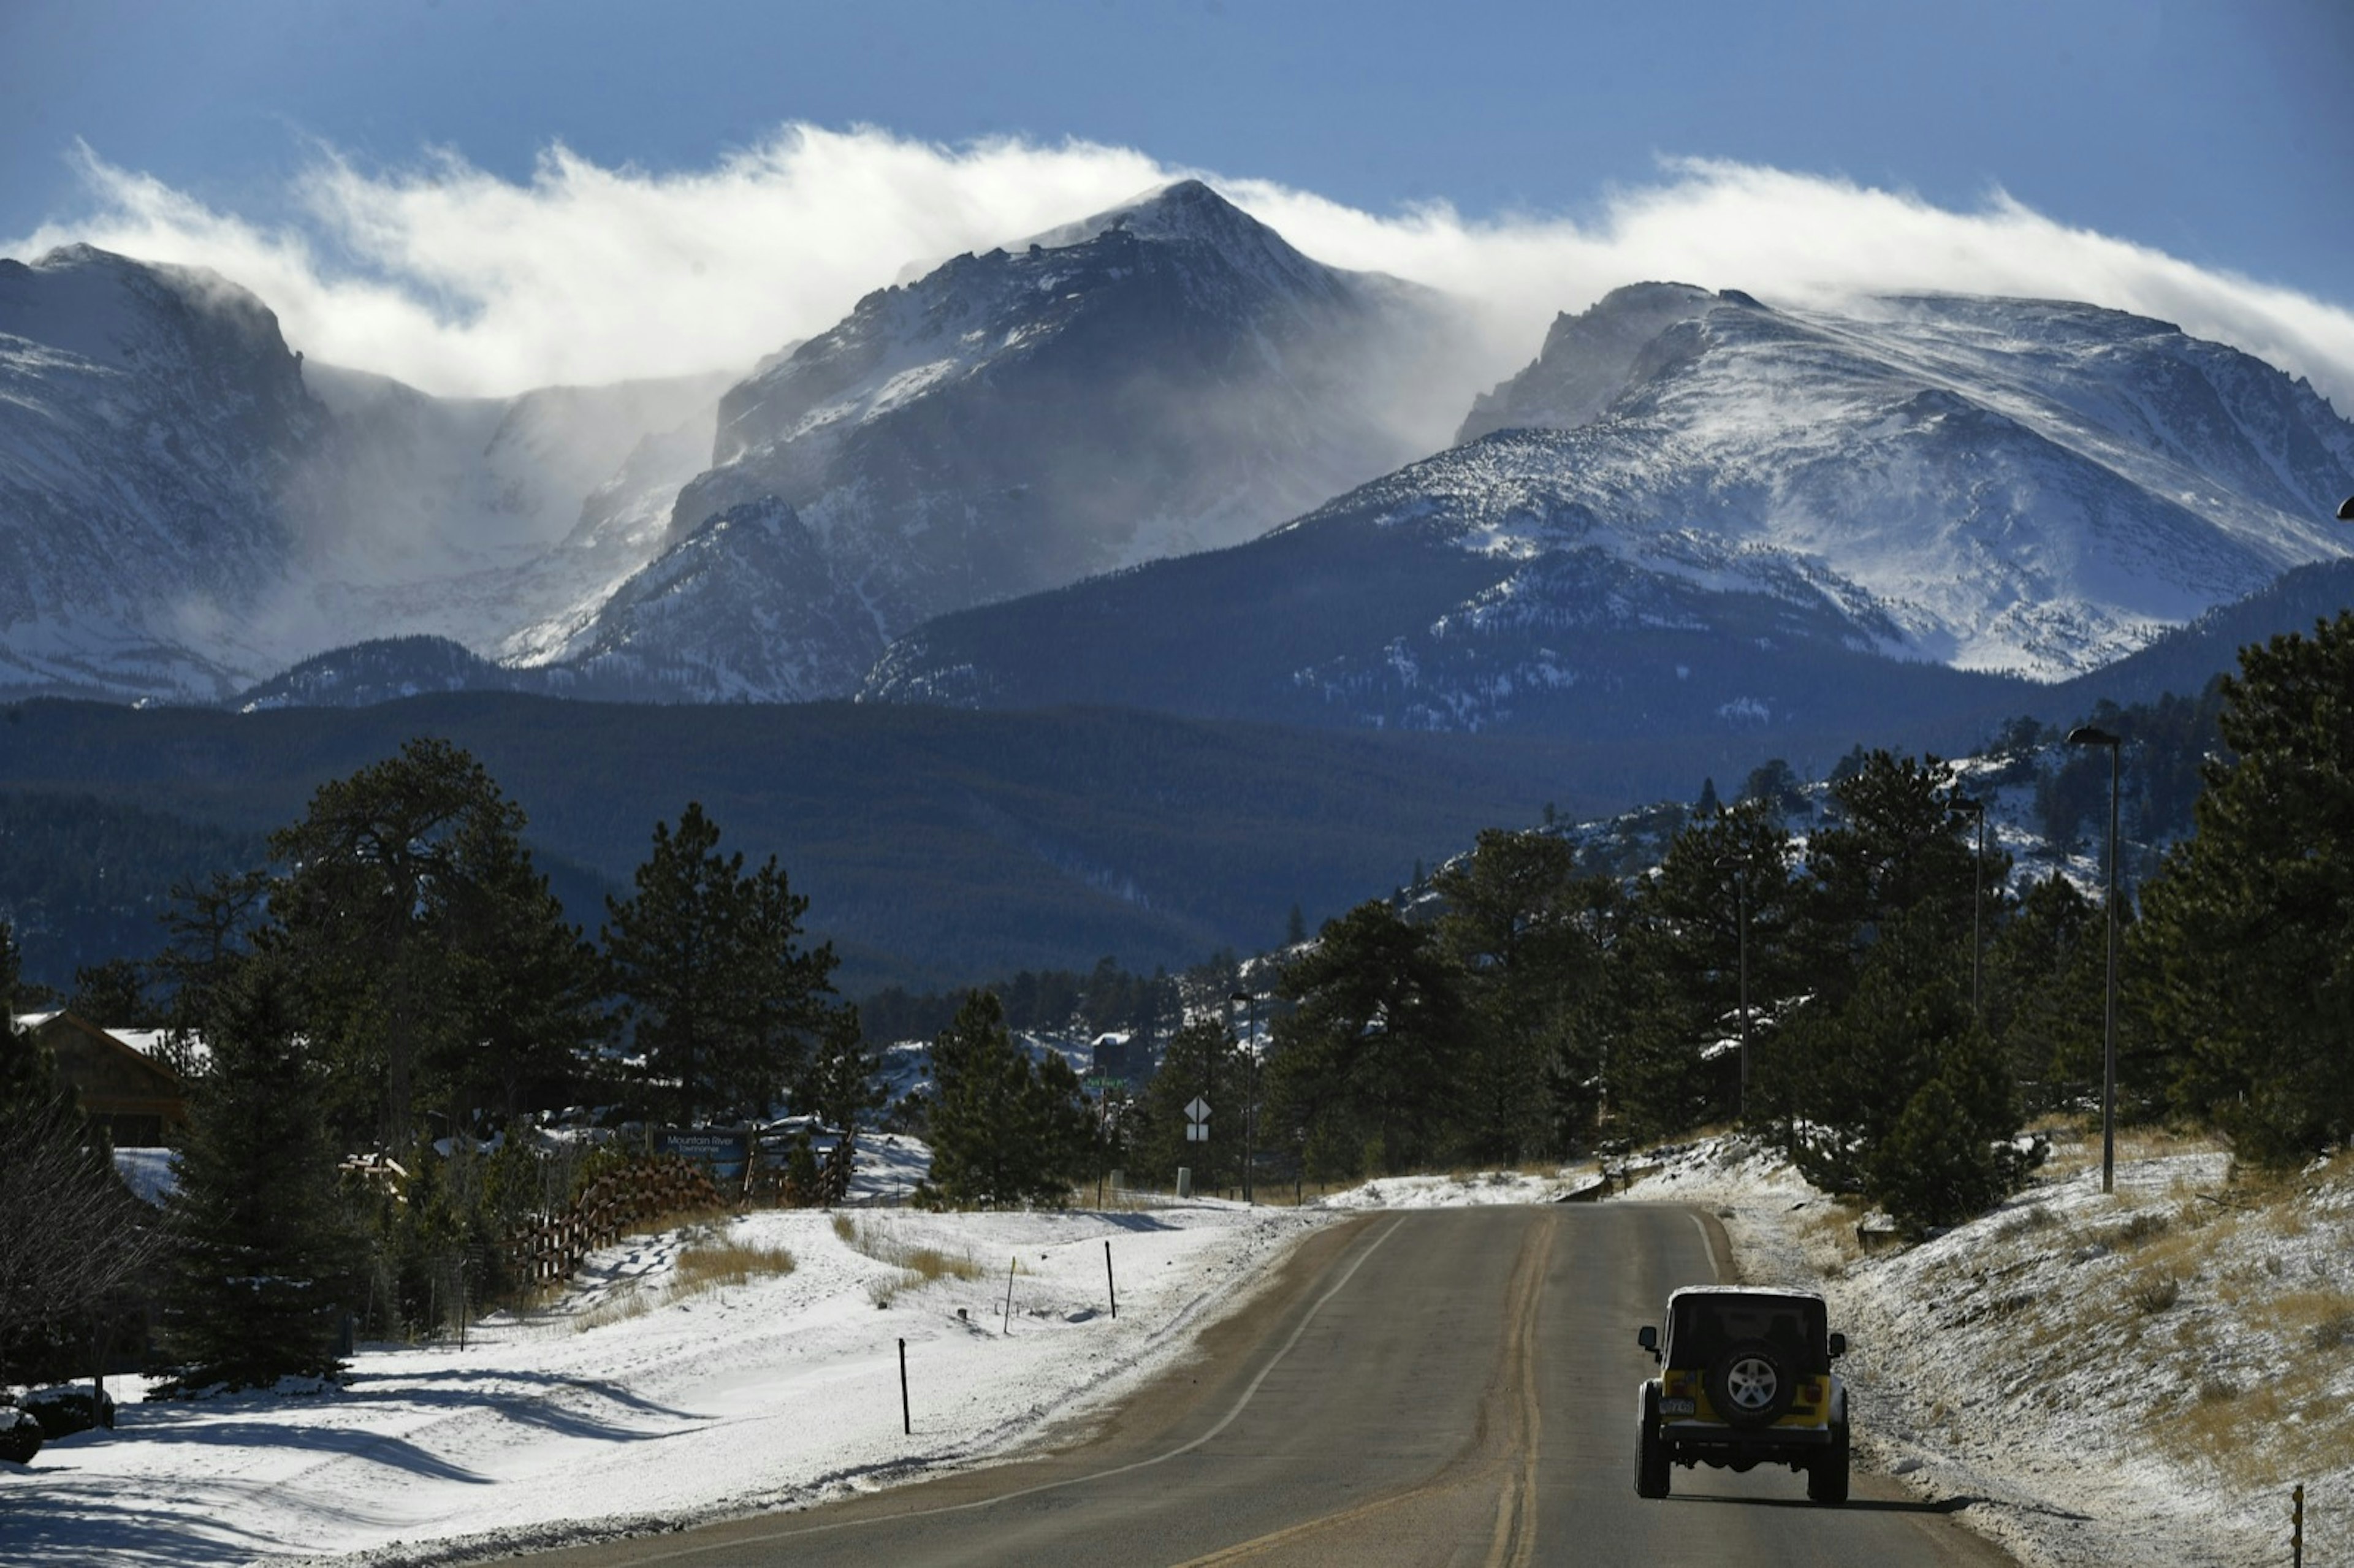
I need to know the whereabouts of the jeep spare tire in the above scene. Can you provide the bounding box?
[1706,1339,1795,1428]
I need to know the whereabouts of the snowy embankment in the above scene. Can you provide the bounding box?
[1313,1168,1606,1208]
[1618,1132,2354,1568]
[4,1197,1327,1567]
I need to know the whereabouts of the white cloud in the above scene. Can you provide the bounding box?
[11,126,2353,423]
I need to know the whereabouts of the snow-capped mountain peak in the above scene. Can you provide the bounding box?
[524,179,1461,702]
[0,243,292,371]
[0,245,324,699]
[1458,280,1732,443]
[860,286,2354,740]
[1015,178,1333,293]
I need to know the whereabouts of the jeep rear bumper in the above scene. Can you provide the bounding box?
[1661,1421,1836,1466]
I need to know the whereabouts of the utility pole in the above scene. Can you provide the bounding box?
[1231,988,1257,1204]
[1713,855,1751,1121]
[2067,726,2122,1195]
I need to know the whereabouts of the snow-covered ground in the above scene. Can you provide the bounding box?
[1618,1130,2354,1568]
[1314,1168,1605,1208]
[18,1128,2343,1568]
[4,1198,1327,1567]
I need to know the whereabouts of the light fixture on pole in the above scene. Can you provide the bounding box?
[2065,725,2122,1195]
[1712,854,1751,1121]
[2338,495,2354,520]
[1953,795,1987,1024]
[1228,988,1255,1204]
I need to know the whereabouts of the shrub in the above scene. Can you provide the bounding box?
[0,1407,42,1464]
[21,1384,113,1439]
[1871,1079,2010,1240]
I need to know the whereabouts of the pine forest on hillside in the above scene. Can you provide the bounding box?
[9,607,2354,1389]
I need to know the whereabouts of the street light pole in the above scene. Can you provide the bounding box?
[1229,988,1254,1204]
[2066,725,2122,1195]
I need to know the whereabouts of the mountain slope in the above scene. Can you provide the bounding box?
[521,180,1464,700]
[0,245,325,699]
[289,362,729,657]
[0,695,1619,992]
[0,243,735,701]
[2035,555,2354,717]
[862,284,2354,737]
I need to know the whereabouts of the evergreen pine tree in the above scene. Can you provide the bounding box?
[1868,1080,1994,1240]
[1135,1018,1243,1188]
[1431,829,1609,1163]
[161,962,357,1393]
[1613,802,1796,1134]
[1267,900,1466,1176]
[2138,612,2354,1160]
[1869,1024,2032,1238]
[796,1007,886,1133]
[603,803,837,1123]
[923,992,1089,1207]
[67,958,159,1027]
[267,740,601,1146]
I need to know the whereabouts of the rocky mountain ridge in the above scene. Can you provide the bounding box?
[520,179,1464,699]
[0,242,731,699]
[4,210,2351,723]
[1,183,1463,705]
[858,283,2354,739]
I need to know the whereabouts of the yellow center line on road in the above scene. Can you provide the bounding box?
[1486,1211,1553,1568]
[1170,1209,1560,1568]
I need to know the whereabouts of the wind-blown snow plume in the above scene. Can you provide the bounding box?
[9,125,2352,427]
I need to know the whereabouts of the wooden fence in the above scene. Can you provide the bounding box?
[508,1154,728,1289]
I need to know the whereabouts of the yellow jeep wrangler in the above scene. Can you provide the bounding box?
[1635,1285,1849,1504]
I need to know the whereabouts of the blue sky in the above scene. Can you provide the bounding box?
[4,0,2347,400]
[6,0,2346,287]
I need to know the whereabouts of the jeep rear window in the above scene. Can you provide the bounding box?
[1668,1296,1826,1372]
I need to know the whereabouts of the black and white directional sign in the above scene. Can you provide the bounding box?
[1185,1096,1211,1143]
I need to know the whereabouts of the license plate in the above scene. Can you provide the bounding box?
[1659,1398,1696,1415]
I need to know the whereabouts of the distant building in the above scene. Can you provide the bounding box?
[13,1012,191,1147]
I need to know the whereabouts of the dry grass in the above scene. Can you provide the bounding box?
[2034,1121,2215,1182]
[2128,1272,2182,1314]
[2098,1160,2354,1484]
[1992,1203,2059,1241]
[1798,1198,1867,1278]
[2272,1288,2354,1348]
[836,1216,988,1306]
[2112,1208,2173,1246]
[569,1225,794,1331]
[2172,1372,2354,1488]
[672,1235,797,1295]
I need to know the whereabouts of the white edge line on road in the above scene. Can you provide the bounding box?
[617,1214,1413,1563]
[1689,1211,1725,1283]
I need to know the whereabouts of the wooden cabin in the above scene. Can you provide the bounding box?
[18,1012,190,1147]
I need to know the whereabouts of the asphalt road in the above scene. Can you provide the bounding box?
[527,1205,2016,1568]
